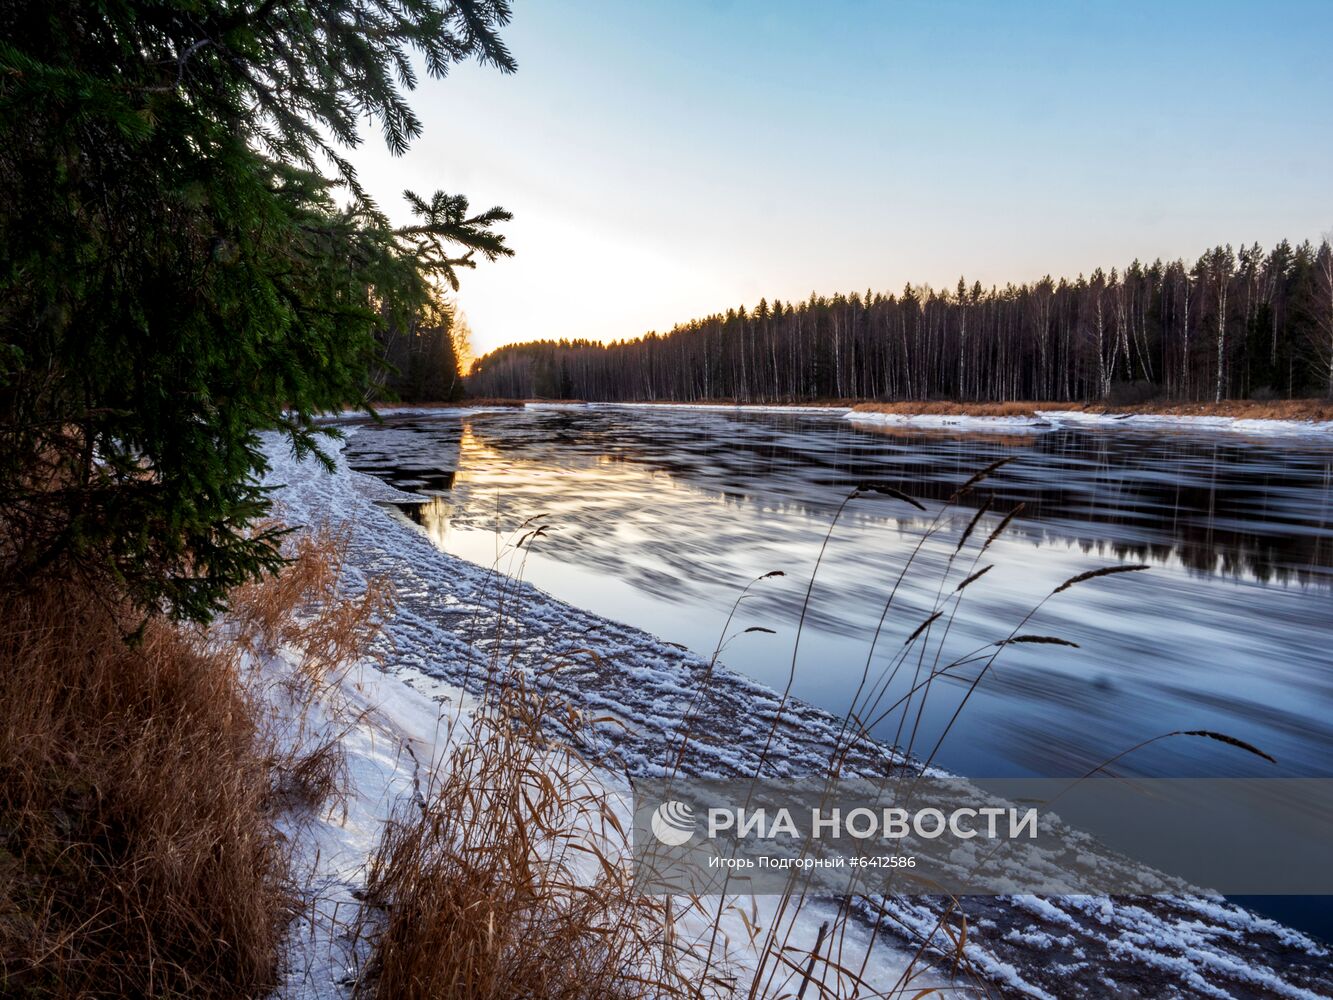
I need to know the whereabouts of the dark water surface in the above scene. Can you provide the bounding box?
[347,405,1333,938]
[346,405,1333,784]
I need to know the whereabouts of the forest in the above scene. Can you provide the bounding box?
[467,239,1333,403]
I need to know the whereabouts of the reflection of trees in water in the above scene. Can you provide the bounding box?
[361,410,1333,589]
[398,495,454,551]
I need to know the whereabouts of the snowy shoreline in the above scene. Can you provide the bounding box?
[844,411,1054,434]
[1036,408,1333,437]
[848,408,1333,437]
[266,422,1332,999]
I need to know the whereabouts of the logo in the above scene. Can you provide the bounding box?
[650,800,696,846]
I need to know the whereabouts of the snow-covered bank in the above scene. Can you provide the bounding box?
[324,400,1333,437]
[497,398,1333,437]
[845,411,1056,433]
[590,402,854,415]
[263,423,1332,999]
[265,650,470,997]
[1037,408,1333,437]
[261,582,933,999]
[844,407,1333,437]
[262,430,935,997]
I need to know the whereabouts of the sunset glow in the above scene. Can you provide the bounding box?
[347,0,1333,355]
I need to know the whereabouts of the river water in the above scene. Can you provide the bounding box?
[345,405,1333,786]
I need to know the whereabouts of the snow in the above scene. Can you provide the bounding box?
[562,401,852,415]
[259,648,472,998]
[1037,409,1333,437]
[844,408,1333,437]
[844,411,1057,433]
[259,418,1333,999]
[257,626,933,998]
[329,400,1333,438]
[257,429,930,997]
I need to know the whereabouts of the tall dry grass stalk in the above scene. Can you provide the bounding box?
[0,524,389,998]
[228,524,394,693]
[345,487,995,999]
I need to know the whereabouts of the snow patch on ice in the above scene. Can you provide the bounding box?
[596,402,853,416]
[844,411,1057,433]
[1041,409,1333,437]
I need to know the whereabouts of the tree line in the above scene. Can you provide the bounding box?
[468,238,1333,403]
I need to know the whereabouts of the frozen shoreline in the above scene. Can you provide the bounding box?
[846,408,1333,437]
[265,422,1332,999]
[1037,408,1333,437]
[263,431,937,997]
[844,411,1055,433]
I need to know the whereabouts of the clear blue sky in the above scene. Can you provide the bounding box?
[348,0,1333,356]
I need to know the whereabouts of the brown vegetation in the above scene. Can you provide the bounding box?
[0,579,292,997]
[1064,398,1333,421]
[0,527,388,998]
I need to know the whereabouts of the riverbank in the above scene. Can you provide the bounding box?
[473,397,1333,420]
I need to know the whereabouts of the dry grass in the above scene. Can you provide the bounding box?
[340,500,992,1000]
[227,525,394,816]
[343,507,979,999]
[350,666,701,1000]
[0,525,389,998]
[0,580,291,998]
[615,399,859,409]
[228,525,393,695]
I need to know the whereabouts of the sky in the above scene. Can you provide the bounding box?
[348,0,1333,357]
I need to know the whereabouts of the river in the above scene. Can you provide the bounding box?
[345,404,1333,784]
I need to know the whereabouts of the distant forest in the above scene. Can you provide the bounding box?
[467,239,1333,403]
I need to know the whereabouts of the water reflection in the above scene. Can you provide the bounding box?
[346,407,1333,782]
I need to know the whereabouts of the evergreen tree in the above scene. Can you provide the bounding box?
[0,0,514,620]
